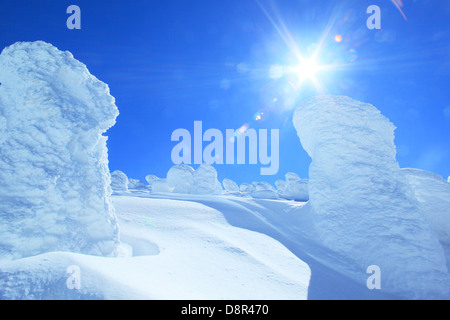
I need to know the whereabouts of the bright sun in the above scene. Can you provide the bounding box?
[294,58,320,82]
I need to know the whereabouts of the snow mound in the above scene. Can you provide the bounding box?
[277,172,309,201]
[145,175,158,185]
[0,195,311,299]
[0,41,119,260]
[167,164,194,194]
[275,179,287,193]
[146,164,222,195]
[250,181,278,199]
[239,183,255,194]
[191,164,223,195]
[144,171,171,194]
[145,174,159,190]
[127,178,148,190]
[222,178,239,193]
[293,95,449,299]
[110,170,129,192]
[235,181,280,200]
[151,177,172,193]
[252,181,276,191]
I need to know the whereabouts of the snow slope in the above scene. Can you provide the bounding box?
[1,188,447,300]
[0,193,311,299]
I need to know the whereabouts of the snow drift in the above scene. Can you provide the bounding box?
[0,194,311,299]
[0,41,119,260]
[293,95,449,299]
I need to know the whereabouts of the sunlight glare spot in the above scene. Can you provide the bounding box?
[295,58,319,82]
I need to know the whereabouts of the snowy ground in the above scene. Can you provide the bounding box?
[0,191,399,300]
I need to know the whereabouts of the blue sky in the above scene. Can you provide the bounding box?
[1,0,449,185]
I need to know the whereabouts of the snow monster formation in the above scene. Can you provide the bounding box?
[293,95,449,299]
[111,170,129,192]
[0,41,120,260]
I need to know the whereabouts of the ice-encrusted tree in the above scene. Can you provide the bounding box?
[276,172,309,201]
[222,178,239,192]
[111,170,129,192]
[0,41,120,260]
[293,95,449,299]
[402,168,450,263]
[167,164,195,194]
[191,164,223,195]
[128,178,148,190]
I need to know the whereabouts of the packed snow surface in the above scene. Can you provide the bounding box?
[0,41,119,260]
[0,193,312,299]
[293,95,449,299]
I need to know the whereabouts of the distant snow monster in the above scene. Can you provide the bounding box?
[293,95,449,299]
[0,41,120,260]
[191,164,222,195]
[111,170,129,192]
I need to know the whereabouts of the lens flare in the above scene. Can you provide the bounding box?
[335,35,342,42]
[254,112,263,121]
[235,123,249,137]
[391,0,407,21]
[346,48,358,63]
